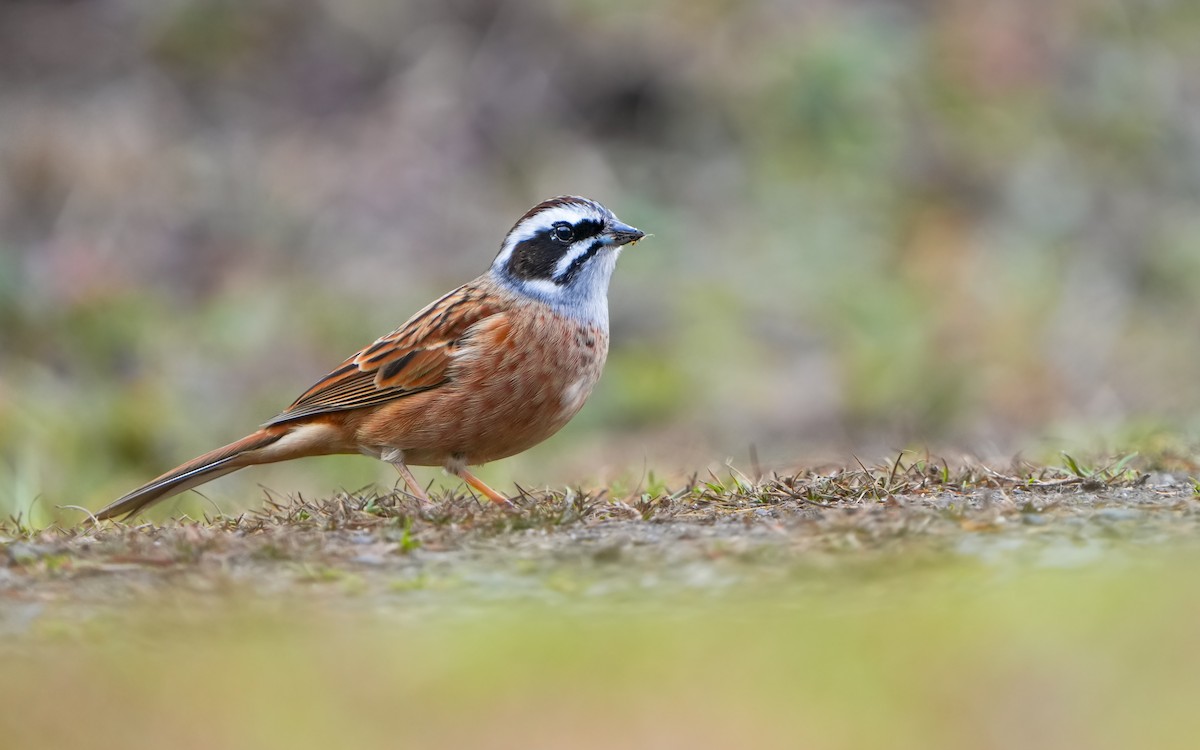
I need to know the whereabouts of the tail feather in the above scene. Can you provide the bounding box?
[96,429,286,521]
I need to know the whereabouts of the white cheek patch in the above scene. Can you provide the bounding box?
[552,240,598,279]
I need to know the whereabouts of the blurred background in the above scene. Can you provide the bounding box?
[2,0,1199,521]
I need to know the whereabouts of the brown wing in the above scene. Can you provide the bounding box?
[263,282,505,426]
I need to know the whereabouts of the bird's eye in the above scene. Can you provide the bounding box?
[552,223,575,242]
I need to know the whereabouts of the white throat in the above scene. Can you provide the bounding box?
[491,248,620,327]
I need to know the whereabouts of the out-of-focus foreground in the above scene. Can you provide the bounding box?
[3,461,1200,749]
[6,523,1200,750]
[2,0,1199,521]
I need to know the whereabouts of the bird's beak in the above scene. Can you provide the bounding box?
[602,220,646,247]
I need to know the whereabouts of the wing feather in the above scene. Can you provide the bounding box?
[263,282,504,426]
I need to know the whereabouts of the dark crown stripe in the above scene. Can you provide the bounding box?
[513,195,594,227]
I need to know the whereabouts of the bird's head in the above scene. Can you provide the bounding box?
[491,196,645,320]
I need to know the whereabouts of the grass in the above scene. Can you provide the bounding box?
[2,452,1194,558]
[3,454,1200,748]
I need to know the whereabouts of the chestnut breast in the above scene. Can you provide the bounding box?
[355,302,609,466]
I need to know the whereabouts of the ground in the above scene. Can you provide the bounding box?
[3,456,1195,625]
[5,457,1200,750]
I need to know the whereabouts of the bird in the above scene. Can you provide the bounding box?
[95,196,646,520]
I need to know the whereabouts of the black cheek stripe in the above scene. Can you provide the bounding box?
[507,234,564,281]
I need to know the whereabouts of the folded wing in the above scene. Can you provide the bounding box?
[265,284,504,426]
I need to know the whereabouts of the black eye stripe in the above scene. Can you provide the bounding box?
[573,219,603,239]
[550,219,603,244]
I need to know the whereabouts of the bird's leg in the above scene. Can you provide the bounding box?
[446,457,516,509]
[380,448,431,505]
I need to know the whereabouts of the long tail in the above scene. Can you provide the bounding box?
[96,428,290,521]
